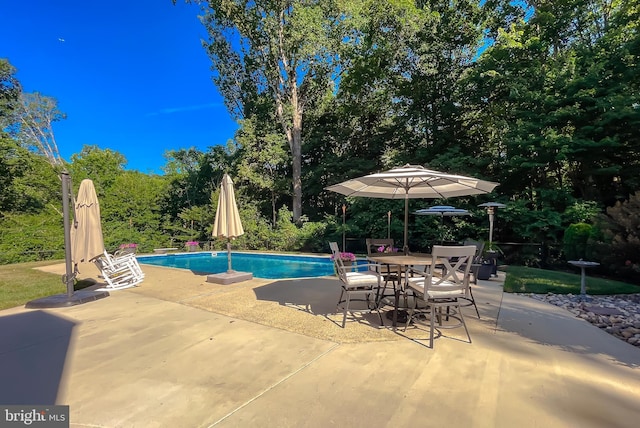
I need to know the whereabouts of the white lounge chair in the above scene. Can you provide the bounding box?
[94,251,144,290]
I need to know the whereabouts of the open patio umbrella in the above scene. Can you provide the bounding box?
[213,173,244,273]
[326,164,499,252]
[415,205,471,244]
[71,179,105,266]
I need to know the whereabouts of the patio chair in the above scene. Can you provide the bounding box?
[404,245,476,348]
[454,239,485,318]
[329,242,383,328]
[463,239,485,262]
[94,251,144,290]
[365,238,401,302]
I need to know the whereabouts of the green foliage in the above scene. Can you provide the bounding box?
[267,207,328,252]
[0,212,64,264]
[562,222,592,260]
[271,206,300,251]
[0,58,21,132]
[236,116,290,224]
[562,200,600,224]
[68,145,127,191]
[103,172,165,226]
[160,147,227,223]
[1,138,59,213]
[591,191,640,281]
[206,203,328,253]
[199,0,343,221]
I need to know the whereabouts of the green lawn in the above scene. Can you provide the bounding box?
[0,260,95,311]
[503,265,640,295]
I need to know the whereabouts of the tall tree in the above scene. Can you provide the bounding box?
[395,0,488,173]
[235,115,289,225]
[68,145,128,195]
[0,59,23,211]
[161,147,219,222]
[191,0,338,223]
[0,58,21,133]
[15,92,66,168]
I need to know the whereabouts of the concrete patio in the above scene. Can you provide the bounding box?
[1,262,639,427]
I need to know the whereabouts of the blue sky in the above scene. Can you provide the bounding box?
[1,0,238,174]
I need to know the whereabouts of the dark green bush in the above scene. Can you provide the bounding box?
[562,223,593,260]
[591,192,640,281]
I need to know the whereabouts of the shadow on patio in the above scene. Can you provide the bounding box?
[0,310,77,404]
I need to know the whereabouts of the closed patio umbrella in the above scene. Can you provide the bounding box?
[26,173,110,308]
[326,164,498,252]
[213,173,244,273]
[71,179,105,265]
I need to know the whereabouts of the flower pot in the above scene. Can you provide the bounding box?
[187,245,198,252]
[483,251,500,276]
[119,247,137,255]
[476,263,493,280]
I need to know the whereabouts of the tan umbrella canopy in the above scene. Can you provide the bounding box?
[71,179,105,265]
[326,164,499,252]
[213,174,244,273]
[26,172,110,307]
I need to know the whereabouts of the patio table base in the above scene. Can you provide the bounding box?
[385,309,409,324]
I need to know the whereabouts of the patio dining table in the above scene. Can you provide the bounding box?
[367,253,440,328]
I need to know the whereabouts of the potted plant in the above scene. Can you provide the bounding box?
[482,242,503,277]
[476,261,494,280]
[331,251,356,266]
[186,241,199,252]
[117,243,138,256]
[377,245,399,254]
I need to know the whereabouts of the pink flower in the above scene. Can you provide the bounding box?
[331,252,356,262]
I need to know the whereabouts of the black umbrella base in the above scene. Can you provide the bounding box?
[25,289,110,309]
[386,309,409,324]
[206,270,253,285]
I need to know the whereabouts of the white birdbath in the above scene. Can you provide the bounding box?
[568,260,600,296]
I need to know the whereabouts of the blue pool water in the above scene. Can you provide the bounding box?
[137,252,337,279]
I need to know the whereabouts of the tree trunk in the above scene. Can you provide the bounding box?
[277,76,303,224]
[271,190,277,226]
[291,101,303,223]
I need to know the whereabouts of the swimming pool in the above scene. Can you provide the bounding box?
[137,252,337,279]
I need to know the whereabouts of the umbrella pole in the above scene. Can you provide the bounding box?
[403,197,409,254]
[387,211,391,239]
[226,240,233,273]
[61,171,74,298]
[488,211,495,247]
[223,175,234,273]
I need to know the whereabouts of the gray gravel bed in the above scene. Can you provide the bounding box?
[520,293,640,348]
